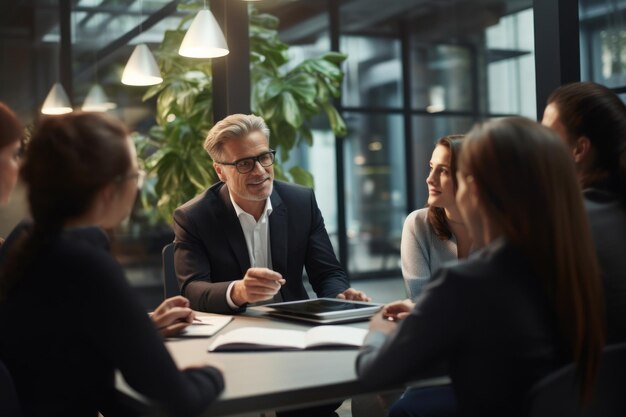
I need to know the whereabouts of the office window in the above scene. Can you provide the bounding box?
[410,44,473,113]
[341,36,403,109]
[580,0,626,88]
[486,8,536,118]
[343,112,406,273]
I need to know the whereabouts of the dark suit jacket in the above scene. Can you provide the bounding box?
[584,187,626,343]
[173,181,350,314]
[357,239,566,417]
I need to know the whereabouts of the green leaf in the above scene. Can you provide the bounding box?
[281,91,303,128]
[285,73,317,103]
[289,166,315,188]
[132,4,348,226]
[266,79,284,99]
[321,102,347,137]
[321,52,348,65]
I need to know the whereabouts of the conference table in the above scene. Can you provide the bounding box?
[118,308,449,417]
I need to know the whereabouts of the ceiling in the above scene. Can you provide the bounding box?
[0,0,532,118]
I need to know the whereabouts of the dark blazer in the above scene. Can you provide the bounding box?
[173,181,350,314]
[584,187,626,343]
[357,239,566,417]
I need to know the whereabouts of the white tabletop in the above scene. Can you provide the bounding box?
[118,310,447,417]
[168,310,371,416]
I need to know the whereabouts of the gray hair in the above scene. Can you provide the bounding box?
[204,114,270,161]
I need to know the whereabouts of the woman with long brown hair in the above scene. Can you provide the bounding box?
[401,135,471,299]
[542,81,626,343]
[357,117,605,417]
[0,112,223,417]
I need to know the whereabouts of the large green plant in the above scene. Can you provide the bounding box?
[136,4,347,224]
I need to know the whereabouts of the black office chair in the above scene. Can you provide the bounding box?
[525,342,626,417]
[162,243,180,299]
[0,360,21,417]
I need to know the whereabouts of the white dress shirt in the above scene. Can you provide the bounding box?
[225,195,273,308]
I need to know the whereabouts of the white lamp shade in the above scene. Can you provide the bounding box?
[121,44,163,86]
[41,83,73,115]
[179,9,229,58]
[426,85,446,113]
[82,84,117,112]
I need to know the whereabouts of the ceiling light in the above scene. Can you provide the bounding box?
[41,83,73,115]
[82,84,117,112]
[121,44,163,86]
[179,9,229,58]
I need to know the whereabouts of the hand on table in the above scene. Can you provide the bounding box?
[150,295,195,337]
[336,287,371,302]
[381,299,415,322]
[231,267,286,306]
[368,311,397,334]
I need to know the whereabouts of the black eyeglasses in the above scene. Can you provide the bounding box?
[218,150,276,174]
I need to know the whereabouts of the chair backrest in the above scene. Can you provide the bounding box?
[0,360,21,417]
[162,243,180,299]
[525,342,626,417]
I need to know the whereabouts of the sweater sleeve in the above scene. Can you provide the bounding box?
[401,209,432,298]
[75,250,224,417]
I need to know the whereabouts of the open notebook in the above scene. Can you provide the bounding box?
[179,315,233,337]
[208,325,368,351]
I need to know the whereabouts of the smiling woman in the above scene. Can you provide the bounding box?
[358,117,605,417]
[400,134,471,299]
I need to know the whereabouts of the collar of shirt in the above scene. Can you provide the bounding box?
[229,194,273,222]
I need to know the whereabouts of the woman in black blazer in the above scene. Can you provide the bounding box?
[0,113,224,417]
[357,117,605,417]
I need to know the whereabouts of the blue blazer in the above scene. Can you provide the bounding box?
[173,181,349,314]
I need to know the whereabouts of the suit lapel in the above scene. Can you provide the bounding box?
[216,184,251,275]
[269,186,288,279]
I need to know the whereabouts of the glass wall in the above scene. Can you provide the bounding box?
[343,112,406,273]
[486,8,536,118]
[580,0,626,89]
[0,0,542,287]
[331,0,535,276]
[342,36,403,108]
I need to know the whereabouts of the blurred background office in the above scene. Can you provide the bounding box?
[0,0,623,308]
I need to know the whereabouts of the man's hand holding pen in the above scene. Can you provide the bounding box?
[231,267,286,306]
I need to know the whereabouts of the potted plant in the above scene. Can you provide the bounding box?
[134,4,347,225]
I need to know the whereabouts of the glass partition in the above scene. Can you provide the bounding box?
[580,0,626,88]
[343,112,406,273]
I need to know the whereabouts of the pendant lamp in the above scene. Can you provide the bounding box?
[82,84,117,112]
[179,9,229,58]
[426,85,445,113]
[41,82,73,115]
[121,43,163,86]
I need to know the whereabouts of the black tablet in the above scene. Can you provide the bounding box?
[265,298,382,324]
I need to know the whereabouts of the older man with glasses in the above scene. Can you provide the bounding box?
[173,113,370,317]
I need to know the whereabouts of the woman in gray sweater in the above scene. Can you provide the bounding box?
[401,135,472,298]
